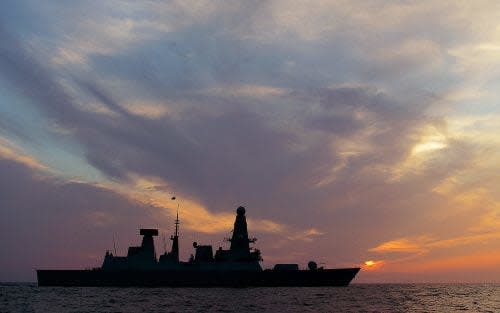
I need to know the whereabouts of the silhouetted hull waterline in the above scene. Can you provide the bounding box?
[37,268,360,287]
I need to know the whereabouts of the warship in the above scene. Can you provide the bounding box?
[37,206,360,287]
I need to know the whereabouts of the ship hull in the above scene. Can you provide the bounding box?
[37,268,360,287]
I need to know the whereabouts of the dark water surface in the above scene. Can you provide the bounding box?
[1,283,499,312]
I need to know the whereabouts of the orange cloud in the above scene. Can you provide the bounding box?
[393,250,500,273]
[371,231,500,256]
[368,229,500,277]
[369,236,431,254]
[285,228,325,242]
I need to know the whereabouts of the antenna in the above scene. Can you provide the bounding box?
[171,196,180,238]
[175,203,180,237]
[112,233,117,255]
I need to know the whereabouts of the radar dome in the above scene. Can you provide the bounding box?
[236,206,246,215]
[308,261,318,270]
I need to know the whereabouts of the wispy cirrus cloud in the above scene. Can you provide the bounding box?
[0,137,47,170]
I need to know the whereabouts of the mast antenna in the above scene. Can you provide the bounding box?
[175,203,180,237]
[112,233,117,255]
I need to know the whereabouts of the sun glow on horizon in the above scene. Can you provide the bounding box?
[363,260,384,270]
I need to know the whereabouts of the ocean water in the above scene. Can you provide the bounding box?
[1,283,499,312]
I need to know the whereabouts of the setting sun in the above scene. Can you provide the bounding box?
[363,260,384,271]
[364,260,376,267]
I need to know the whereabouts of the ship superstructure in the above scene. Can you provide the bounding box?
[37,206,360,287]
[101,206,262,271]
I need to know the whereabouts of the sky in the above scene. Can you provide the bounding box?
[1,1,500,283]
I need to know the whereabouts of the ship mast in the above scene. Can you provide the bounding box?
[175,208,179,237]
[169,200,180,262]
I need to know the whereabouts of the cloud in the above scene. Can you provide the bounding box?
[0,21,465,253]
[370,237,430,254]
[119,101,170,119]
[0,158,162,281]
[0,137,47,170]
[3,1,500,282]
[103,173,288,235]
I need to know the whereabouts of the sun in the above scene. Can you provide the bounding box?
[363,260,384,270]
[364,260,376,267]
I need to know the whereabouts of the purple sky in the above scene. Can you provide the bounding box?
[1,1,500,282]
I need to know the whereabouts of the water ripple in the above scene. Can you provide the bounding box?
[1,283,500,312]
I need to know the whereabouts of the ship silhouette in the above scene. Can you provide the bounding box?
[37,206,360,287]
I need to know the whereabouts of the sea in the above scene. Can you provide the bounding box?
[1,283,499,312]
